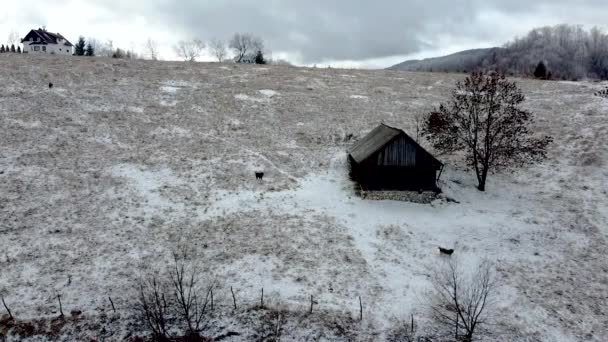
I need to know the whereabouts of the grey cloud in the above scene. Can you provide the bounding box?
[22,0,608,63]
[146,0,608,63]
[148,0,476,62]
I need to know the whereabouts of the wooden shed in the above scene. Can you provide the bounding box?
[348,124,443,191]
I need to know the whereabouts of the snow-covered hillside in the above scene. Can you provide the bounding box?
[1,54,607,340]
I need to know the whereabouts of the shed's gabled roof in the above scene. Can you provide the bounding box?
[349,123,443,166]
[349,124,402,163]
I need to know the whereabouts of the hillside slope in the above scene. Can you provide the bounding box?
[389,47,499,72]
[390,25,608,80]
[1,54,607,340]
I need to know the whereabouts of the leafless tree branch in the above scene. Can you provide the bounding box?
[429,258,498,341]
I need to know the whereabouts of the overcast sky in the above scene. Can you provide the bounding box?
[2,0,607,68]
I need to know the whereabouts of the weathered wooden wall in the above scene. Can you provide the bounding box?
[349,133,441,191]
[376,135,418,167]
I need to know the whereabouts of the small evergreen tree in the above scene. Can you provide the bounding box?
[10,44,16,53]
[254,50,266,64]
[0,45,4,53]
[85,42,95,56]
[534,61,547,79]
[17,46,21,53]
[112,48,125,58]
[74,36,86,56]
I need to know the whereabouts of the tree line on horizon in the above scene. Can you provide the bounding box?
[497,24,608,80]
[171,33,272,64]
[2,29,285,65]
[0,44,20,53]
[395,24,608,81]
[68,32,281,65]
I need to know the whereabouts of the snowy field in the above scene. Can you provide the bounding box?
[1,54,607,340]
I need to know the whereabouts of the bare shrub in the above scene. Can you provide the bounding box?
[428,258,498,341]
[137,274,172,341]
[136,250,214,340]
[386,315,419,342]
[174,39,205,62]
[209,39,227,63]
[169,252,213,336]
[255,306,286,342]
[595,86,608,98]
[229,33,263,63]
[7,30,19,46]
[144,38,160,61]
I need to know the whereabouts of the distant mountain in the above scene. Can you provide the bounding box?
[389,24,608,80]
[389,48,500,73]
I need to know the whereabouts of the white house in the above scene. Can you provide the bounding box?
[21,28,73,55]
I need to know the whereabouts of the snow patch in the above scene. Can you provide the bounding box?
[151,126,192,137]
[110,164,183,211]
[160,100,178,107]
[259,89,279,97]
[235,94,266,103]
[128,106,144,113]
[8,119,41,128]
[160,86,180,93]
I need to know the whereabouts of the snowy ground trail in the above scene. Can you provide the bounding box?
[1,54,607,341]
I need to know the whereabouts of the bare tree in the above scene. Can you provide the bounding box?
[8,30,19,46]
[174,39,205,62]
[127,42,141,60]
[209,39,227,62]
[169,252,212,336]
[424,72,552,191]
[429,258,498,341]
[97,39,115,57]
[229,33,263,63]
[136,249,214,339]
[138,274,172,340]
[144,38,160,61]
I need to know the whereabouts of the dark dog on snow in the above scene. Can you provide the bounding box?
[255,172,264,180]
[49,82,54,89]
[438,247,454,255]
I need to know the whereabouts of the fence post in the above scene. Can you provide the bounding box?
[230,286,237,310]
[109,296,116,313]
[359,296,363,321]
[310,295,314,314]
[210,289,214,311]
[57,294,64,317]
[411,314,414,334]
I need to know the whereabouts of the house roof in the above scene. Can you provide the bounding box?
[21,29,73,47]
[349,123,443,166]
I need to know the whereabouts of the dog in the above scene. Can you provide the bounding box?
[438,247,454,255]
[255,172,264,180]
[49,82,53,89]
